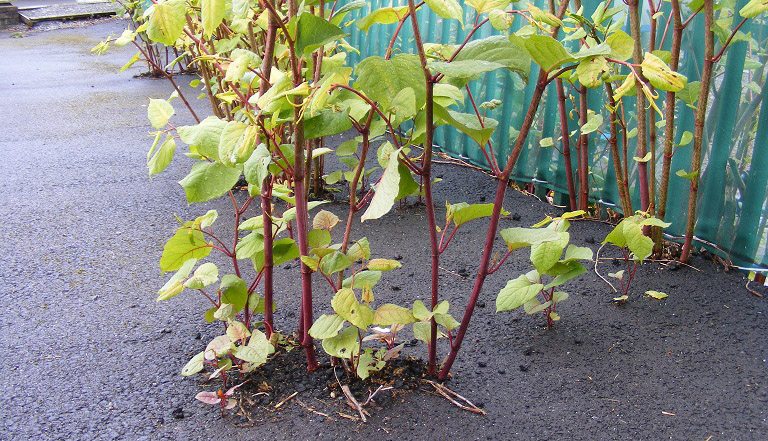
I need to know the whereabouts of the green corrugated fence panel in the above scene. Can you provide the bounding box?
[336,0,768,271]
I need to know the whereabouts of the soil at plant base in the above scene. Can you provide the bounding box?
[2,19,767,441]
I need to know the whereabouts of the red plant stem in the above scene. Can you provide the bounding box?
[257,13,277,337]
[647,0,659,216]
[200,229,232,255]
[628,0,651,214]
[439,0,571,380]
[338,109,375,286]
[197,289,219,307]
[465,85,501,175]
[228,192,243,280]
[487,250,513,274]
[284,0,318,370]
[130,41,200,123]
[680,0,714,263]
[438,226,459,253]
[713,17,748,62]
[384,1,424,60]
[604,82,632,215]
[656,0,683,251]
[408,0,439,375]
[577,85,589,210]
[329,85,423,174]
[556,79,577,210]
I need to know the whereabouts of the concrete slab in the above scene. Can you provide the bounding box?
[18,1,116,25]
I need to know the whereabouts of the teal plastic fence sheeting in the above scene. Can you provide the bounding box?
[340,1,768,271]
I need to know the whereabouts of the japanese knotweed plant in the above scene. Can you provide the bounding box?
[495,211,593,328]
[103,0,717,395]
[601,213,671,302]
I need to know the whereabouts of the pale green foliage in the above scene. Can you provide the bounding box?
[496,213,592,327]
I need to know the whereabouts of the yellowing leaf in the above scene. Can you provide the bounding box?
[646,290,668,299]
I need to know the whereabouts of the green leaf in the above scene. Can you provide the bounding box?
[181,351,205,376]
[336,139,358,156]
[160,222,212,272]
[467,0,511,14]
[268,238,300,267]
[575,56,608,88]
[367,259,402,271]
[201,0,226,37]
[356,6,409,32]
[489,9,514,31]
[219,121,259,167]
[500,227,561,251]
[452,203,502,226]
[347,238,371,262]
[309,314,346,339]
[434,312,460,331]
[235,232,264,260]
[530,232,569,273]
[374,304,417,325]
[641,52,687,92]
[148,135,176,176]
[677,81,701,106]
[605,30,634,61]
[304,109,354,139]
[552,291,569,303]
[179,161,242,203]
[573,43,612,60]
[308,229,332,249]
[331,0,366,26]
[214,303,235,321]
[412,300,432,321]
[563,245,593,262]
[226,321,251,342]
[740,0,768,18]
[220,275,248,312]
[148,99,174,129]
[412,321,433,344]
[425,0,463,25]
[297,12,346,55]
[312,210,340,230]
[320,251,353,275]
[675,169,698,180]
[580,113,603,134]
[361,148,403,222]
[322,326,359,358]
[633,151,652,163]
[157,258,197,301]
[184,262,219,289]
[332,288,374,329]
[612,74,637,101]
[147,0,186,46]
[545,261,586,288]
[234,330,271,366]
[640,217,671,228]
[496,273,544,312]
[243,144,271,186]
[434,105,498,147]
[646,290,668,299]
[225,50,259,83]
[678,131,693,146]
[354,55,425,111]
[452,36,531,84]
[356,348,385,380]
[342,270,382,289]
[513,34,574,73]
[605,216,653,262]
[177,116,226,161]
